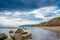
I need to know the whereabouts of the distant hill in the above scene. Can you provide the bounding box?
[19,24,37,27]
[37,17,60,26]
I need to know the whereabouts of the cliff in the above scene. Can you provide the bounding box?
[45,17,60,26]
[38,17,60,26]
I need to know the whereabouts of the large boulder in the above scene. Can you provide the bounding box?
[11,33,22,40]
[0,33,7,40]
[11,33,32,40]
[15,28,24,34]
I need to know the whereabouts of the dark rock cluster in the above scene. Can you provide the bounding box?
[0,28,32,40]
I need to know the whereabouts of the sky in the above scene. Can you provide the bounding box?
[0,0,60,27]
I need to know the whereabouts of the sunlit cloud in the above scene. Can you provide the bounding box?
[0,16,40,27]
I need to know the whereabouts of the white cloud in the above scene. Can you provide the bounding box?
[54,9,60,14]
[0,6,60,27]
[27,6,60,22]
[13,11,22,16]
[0,16,39,27]
[0,16,21,27]
[3,11,22,16]
[30,6,57,18]
[4,11,12,15]
[54,9,60,17]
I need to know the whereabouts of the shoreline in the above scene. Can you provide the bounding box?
[37,26,60,38]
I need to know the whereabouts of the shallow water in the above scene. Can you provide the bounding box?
[0,27,59,40]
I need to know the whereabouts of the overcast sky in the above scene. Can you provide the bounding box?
[0,0,60,27]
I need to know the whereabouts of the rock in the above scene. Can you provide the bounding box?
[0,33,7,40]
[9,30,14,34]
[11,28,32,40]
[11,33,22,40]
[21,34,32,39]
[0,28,32,40]
[15,28,24,34]
[21,32,28,34]
[11,33,32,40]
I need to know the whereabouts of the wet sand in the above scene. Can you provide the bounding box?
[38,26,60,38]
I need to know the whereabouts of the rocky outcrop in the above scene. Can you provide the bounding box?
[0,28,32,40]
[11,28,32,40]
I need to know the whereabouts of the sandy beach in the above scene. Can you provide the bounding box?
[38,26,60,38]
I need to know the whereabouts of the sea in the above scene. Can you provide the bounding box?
[0,26,60,40]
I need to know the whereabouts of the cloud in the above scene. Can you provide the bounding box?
[0,6,60,27]
[0,10,44,21]
[55,9,60,14]
[29,6,60,21]
[54,9,60,17]
[0,16,40,27]
[0,16,22,27]
[30,6,57,18]
[13,11,22,16]
[17,14,44,21]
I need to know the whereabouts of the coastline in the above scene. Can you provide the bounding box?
[37,26,60,38]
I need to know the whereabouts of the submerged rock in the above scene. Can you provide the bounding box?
[9,30,14,34]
